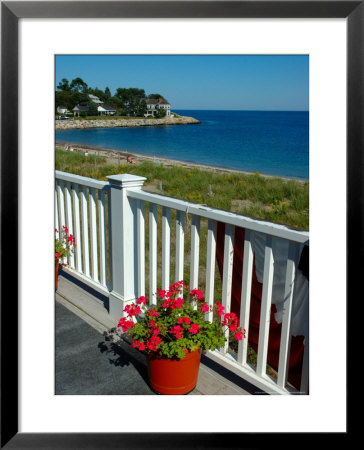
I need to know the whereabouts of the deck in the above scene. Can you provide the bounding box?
[56,269,265,395]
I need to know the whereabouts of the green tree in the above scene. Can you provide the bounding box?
[87,102,99,116]
[125,98,137,116]
[148,93,164,99]
[55,91,73,110]
[57,78,71,91]
[70,77,88,93]
[115,87,146,104]
[128,88,145,99]
[104,86,111,100]
[155,107,167,118]
[107,96,123,109]
[135,99,147,117]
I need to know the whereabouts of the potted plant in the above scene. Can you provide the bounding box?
[118,280,246,395]
[55,225,76,290]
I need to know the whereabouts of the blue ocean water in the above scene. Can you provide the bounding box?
[55,110,309,179]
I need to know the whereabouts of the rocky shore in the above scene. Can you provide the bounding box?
[55,115,200,130]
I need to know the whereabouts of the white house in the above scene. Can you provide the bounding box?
[144,97,171,117]
[98,105,117,116]
[57,106,71,115]
[88,94,104,105]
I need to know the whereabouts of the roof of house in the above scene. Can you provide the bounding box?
[145,97,170,105]
[88,94,103,103]
[73,105,89,111]
[103,105,117,111]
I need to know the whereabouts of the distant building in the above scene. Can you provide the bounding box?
[57,106,71,115]
[98,105,117,116]
[144,97,171,117]
[73,105,89,116]
[88,94,104,105]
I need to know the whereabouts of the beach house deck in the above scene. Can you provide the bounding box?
[55,170,309,395]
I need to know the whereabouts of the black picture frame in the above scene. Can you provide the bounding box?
[1,1,355,447]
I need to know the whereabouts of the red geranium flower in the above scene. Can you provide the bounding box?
[188,323,200,334]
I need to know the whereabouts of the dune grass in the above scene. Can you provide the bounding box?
[56,148,309,230]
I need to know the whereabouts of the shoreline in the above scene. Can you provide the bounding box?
[55,115,200,130]
[55,141,307,183]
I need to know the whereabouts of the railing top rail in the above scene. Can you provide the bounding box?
[56,170,110,190]
[128,189,309,244]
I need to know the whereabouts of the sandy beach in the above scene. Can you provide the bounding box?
[55,141,304,183]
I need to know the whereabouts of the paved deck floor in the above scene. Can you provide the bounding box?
[56,269,264,395]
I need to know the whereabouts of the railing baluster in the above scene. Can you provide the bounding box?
[175,210,185,283]
[190,215,200,291]
[64,181,74,268]
[149,203,158,305]
[137,200,145,297]
[89,187,99,282]
[72,184,82,272]
[98,189,107,287]
[80,186,90,277]
[221,224,235,353]
[256,235,274,377]
[277,241,299,388]
[57,181,66,264]
[237,229,254,365]
[55,184,59,233]
[205,219,217,322]
[162,206,171,290]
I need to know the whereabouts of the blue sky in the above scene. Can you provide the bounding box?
[55,55,308,111]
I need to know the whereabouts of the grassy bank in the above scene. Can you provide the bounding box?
[55,148,309,230]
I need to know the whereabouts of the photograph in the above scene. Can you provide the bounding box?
[1,0,353,446]
[55,54,309,396]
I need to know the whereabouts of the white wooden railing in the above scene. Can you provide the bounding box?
[55,171,110,292]
[55,171,309,395]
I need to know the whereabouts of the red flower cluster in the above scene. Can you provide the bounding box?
[131,339,146,351]
[117,317,135,333]
[190,289,204,301]
[55,225,76,259]
[170,325,184,339]
[188,323,200,334]
[222,312,239,332]
[169,280,187,293]
[162,297,184,310]
[234,330,246,341]
[123,304,142,317]
[201,303,209,313]
[215,302,225,316]
[177,317,191,325]
[147,308,159,318]
[117,281,247,358]
[147,335,162,351]
[137,296,147,305]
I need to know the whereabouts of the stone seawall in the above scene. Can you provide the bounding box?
[56,115,200,130]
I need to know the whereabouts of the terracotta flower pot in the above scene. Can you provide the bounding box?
[147,348,201,395]
[55,258,59,290]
